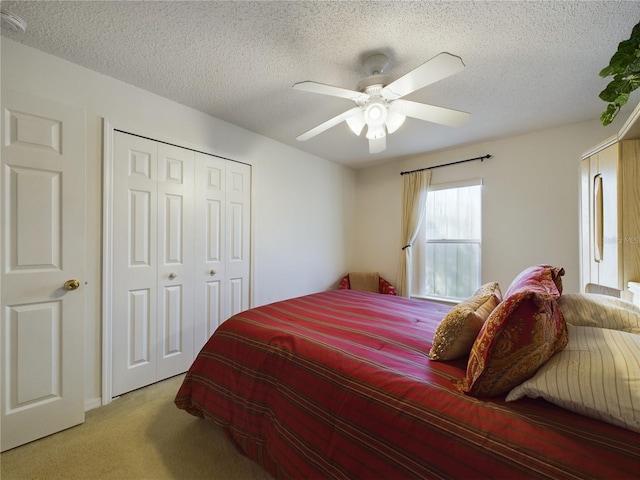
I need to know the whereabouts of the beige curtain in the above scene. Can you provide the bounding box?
[397,170,431,297]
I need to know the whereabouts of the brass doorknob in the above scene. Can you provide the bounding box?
[64,279,80,291]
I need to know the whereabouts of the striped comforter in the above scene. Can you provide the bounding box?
[175,289,640,479]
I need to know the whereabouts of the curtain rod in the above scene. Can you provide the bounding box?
[399,154,492,175]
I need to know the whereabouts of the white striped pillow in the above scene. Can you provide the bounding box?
[506,325,640,433]
[559,293,640,333]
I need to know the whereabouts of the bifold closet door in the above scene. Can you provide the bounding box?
[112,132,195,397]
[194,154,251,352]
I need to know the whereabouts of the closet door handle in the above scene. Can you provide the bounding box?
[593,174,603,263]
[168,272,177,280]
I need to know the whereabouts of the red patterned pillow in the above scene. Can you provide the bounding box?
[458,265,568,397]
[504,264,565,298]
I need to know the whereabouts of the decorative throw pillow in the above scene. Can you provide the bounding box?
[458,266,567,397]
[506,325,640,434]
[559,293,640,334]
[429,282,502,361]
[504,264,565,298]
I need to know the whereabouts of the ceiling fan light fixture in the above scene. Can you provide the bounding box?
[385,110,406,134]
[364,101,387,128]
[366,124,386,140]
[346,110,366,135]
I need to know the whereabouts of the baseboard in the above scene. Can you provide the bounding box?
[85,397,102,412]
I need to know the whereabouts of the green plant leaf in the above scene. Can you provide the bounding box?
[599,83,619,102]
[601,104,619,126]
[600,20,640,125]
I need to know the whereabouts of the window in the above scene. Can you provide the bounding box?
[415,179,482,301]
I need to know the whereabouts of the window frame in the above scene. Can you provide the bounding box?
[412,178,483,303]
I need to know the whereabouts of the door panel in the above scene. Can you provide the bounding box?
[226,162,251,318]
[128,288,152,367]
[1,91,85,451]
[112,134,158,396]
[156,143,194,380]
[194,154,226,351]
[10,168,61,269]
[204,281,222,339]
[10,302,61,405]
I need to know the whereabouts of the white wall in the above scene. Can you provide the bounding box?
[353,117,627,295]
[1,39,356,407]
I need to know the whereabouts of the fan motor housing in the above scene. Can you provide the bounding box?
[357,75,393,93]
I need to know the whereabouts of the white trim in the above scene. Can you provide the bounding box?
[101,119,254,406]
[84,397,102,412]
[428,177,483,191]
[249,164,256,310]
[101,120,115,406]
[619,101,640,141]
[581,135,618,160]
[409,294,458,306]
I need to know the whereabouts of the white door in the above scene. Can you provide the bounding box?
[1,91,86,451]
[194,155,251,352]
[112,132,195,396]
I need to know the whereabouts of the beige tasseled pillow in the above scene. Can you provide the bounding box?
[429,282,502,361]
[348,272,380,293]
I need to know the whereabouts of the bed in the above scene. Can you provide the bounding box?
[175,266,640,479]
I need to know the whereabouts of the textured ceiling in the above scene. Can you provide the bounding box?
[1,1,639,168]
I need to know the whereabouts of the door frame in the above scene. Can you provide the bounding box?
[101,120,254,406]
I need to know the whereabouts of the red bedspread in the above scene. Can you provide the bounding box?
[175,290,640,479]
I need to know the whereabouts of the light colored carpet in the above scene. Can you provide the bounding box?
[0,374,274,480]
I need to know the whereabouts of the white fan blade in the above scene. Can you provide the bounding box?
[390,99,470,127]
[296,107,363,141]
[369,135,386,154]
[293,81,369,104]
[381,52,465,100]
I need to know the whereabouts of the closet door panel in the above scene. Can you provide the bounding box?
[226,162,251,317]
[156,143,195,381]
[112,133,158,396]
[194,153,227,351]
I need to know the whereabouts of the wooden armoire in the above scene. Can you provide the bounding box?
[580,103,640,303]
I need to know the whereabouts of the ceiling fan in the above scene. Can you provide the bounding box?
[293,52,470,154]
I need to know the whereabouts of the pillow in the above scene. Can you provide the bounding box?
[506,325,640,434]
[429,282,502,361]
[458,266,567,397]
[504,264,565,298]
[559,293,640,334]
